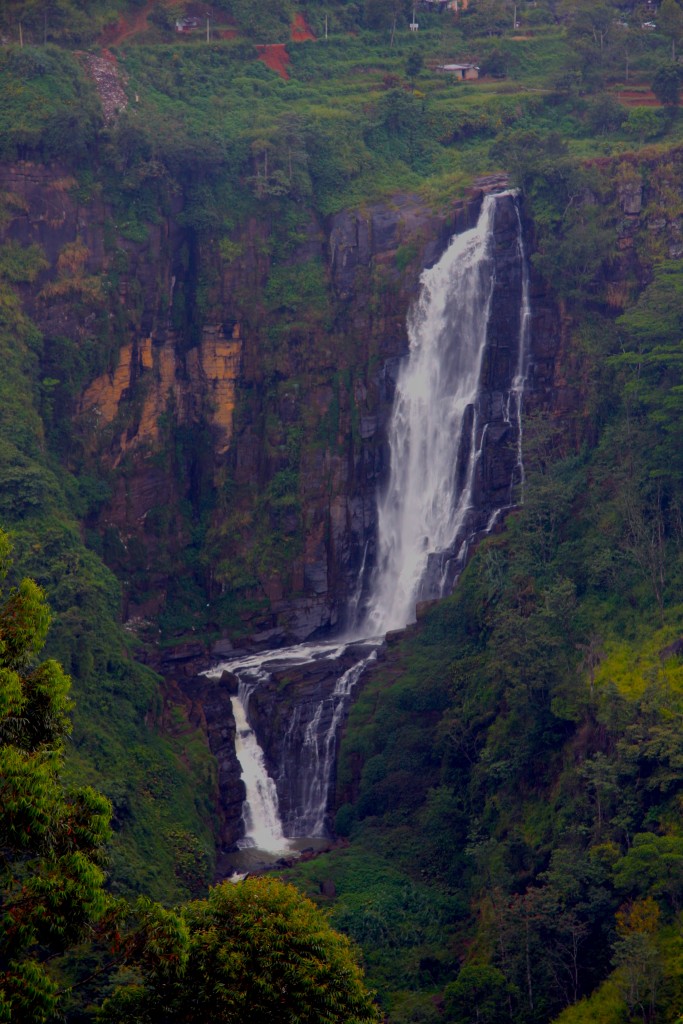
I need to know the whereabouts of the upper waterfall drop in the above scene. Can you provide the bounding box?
[358,191,528,637]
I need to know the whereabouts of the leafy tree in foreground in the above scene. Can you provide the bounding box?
[99,875,381,1024]
[0,528,114,1022]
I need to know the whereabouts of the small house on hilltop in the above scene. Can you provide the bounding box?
[418,0,468,8]
[176,16,201,33]
[175,2,216,34]
[437,63,479,80]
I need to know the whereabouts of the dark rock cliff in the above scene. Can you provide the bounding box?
[180,670,245,860]
[0,161,507,654]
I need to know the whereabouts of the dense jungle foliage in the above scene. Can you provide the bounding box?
[0,220,218,904]
[0,546,377,1020]
[2,0,683,1020]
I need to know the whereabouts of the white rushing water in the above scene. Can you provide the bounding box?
[231,677,290,853]
[283,650,378,837]
[359,194,502,636]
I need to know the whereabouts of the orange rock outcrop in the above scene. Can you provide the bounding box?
[81,327,242,462]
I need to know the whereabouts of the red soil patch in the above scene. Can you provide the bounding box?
[291,13,315,42]
[99,2,153,47]
[256,43,290,79]
[618,88,661,107]
[99,3,238,47]
[98,4,312,81]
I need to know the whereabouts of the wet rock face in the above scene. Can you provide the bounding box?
[472,193,526,517]
[245,642,377,835]
[473,192,577,519]
[180,672,245,854]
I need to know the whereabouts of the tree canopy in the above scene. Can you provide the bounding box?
[0,528,114,1023]
[99,875,381,1024]
[0,530,380,1023]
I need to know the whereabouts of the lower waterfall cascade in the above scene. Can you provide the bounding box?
[278,650,378,837]
[230,679,290,853]
[206,189,532,861]
[205,640,381,856]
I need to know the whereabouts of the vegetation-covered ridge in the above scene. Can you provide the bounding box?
[285,130,683,1024]
[0,168,218,902]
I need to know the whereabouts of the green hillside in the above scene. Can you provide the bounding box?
[1,0,683,1020]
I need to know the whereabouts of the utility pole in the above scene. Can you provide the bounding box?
[19,21,23,47]
[324,13,328,39]
[206,16,210,42]
[513,3,517,30]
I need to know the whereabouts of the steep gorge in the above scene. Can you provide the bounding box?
[3,150,674,876]
[0,159,569,870]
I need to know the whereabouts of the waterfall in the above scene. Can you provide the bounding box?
[207,640,379,850]
[358,191,527,636]
[231,676,290,853]
[282,650,377,837]
[206,190,531,857]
